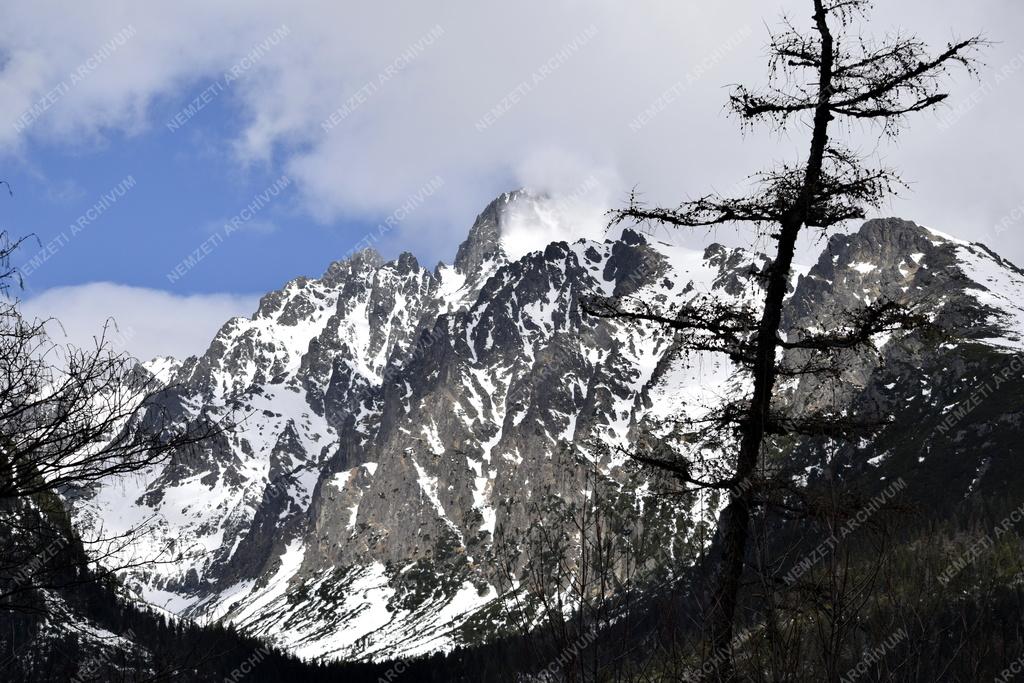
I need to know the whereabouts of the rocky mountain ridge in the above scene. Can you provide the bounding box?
[69,192,1024,662]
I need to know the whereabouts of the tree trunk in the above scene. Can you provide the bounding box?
[703,2,835,678]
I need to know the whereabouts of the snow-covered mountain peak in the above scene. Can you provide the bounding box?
[320,247,386,286]
[452,190,522,274]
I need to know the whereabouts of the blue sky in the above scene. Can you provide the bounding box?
[2,1,1022,360]
[6,91,403,297]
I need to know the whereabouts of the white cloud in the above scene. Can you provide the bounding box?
[1,1,1022,265]
[500,174,616,261]
[19,282,258,362]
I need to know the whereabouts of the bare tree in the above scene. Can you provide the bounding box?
[493,448,689,682]
[585,1,985,677]
[0,229,219,614]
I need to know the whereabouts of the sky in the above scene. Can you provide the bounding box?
[2,0,1022,361]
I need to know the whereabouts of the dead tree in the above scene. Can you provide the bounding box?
[585,1,985,677]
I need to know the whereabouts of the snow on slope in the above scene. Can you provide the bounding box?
[946,236,1024,351]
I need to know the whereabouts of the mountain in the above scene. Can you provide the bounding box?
[780,219,1024,506]
[67,193,1024,664]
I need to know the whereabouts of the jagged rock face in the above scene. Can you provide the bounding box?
[453,193,509,274]
[783,218,1024,413]
[69,199,1024,663]
[777,220,1024,530]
